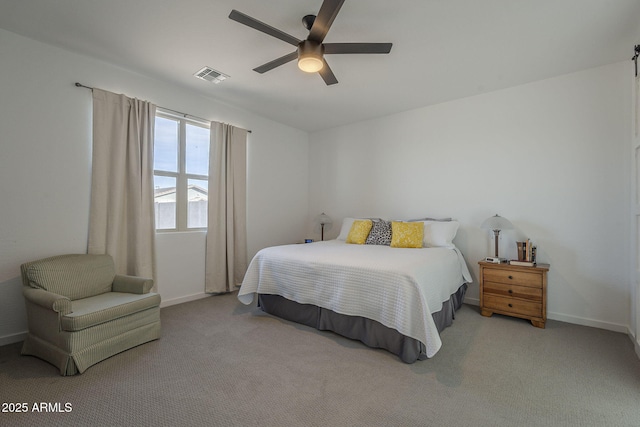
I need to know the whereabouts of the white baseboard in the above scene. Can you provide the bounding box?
[0,331,27,347]
[547,311,628,333]
[630,329,640,360]
[464,297,627,333]
[160,292,211,308]
[465,297,479,306]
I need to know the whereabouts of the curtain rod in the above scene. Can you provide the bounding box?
[74,82,251,133]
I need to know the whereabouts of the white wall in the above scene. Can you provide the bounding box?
[308,61,633,333]
[0,29,309,344]
[0,25,635,345]
[632,70,640,358]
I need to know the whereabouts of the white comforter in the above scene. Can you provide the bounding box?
[238,240,472,357]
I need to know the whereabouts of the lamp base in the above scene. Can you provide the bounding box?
[485,256,504,264]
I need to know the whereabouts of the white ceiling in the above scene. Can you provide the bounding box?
[1,0,639,132]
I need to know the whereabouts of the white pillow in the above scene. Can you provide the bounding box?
[421,220,459,248]
[337,218,357,240]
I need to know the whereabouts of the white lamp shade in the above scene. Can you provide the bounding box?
[481,214,513,231]
[316,212,332,226]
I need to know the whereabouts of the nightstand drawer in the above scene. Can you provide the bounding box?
[483,268,542,288]
[484,294,542,317]
[483,281,542,301]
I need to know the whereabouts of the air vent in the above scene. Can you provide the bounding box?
[193,67,229,84]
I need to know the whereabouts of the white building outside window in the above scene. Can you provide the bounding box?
[153,110,210,231]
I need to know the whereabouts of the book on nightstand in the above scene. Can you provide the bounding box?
[509,260,535,267]
[510,239,537,266]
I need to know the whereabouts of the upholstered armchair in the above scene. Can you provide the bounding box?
[20,254,161,375]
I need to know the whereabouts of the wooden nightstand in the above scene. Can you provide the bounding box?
[478,261,550,328]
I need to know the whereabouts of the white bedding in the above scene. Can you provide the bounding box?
[238,240,472,357]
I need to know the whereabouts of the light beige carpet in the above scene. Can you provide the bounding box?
[1,292,640,427]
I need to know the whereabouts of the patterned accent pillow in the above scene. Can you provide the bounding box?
[346,219,373,244]
[365,220,392,246]
[390,221,424,248]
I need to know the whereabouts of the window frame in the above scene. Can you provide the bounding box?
[154,109,210,232]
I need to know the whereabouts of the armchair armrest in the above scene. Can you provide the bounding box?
[112,274,154,294]
[22,286,72,315]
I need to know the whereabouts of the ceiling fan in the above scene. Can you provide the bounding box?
[229,0,392,85]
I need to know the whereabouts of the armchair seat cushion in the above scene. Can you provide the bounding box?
[61,292,161,332]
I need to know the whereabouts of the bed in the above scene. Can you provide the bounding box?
[237,219,472,362]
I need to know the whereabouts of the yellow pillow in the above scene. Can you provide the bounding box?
[346,219,373,244]
[390,221,424,248]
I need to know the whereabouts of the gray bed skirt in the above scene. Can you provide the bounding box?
[257,283,468,363]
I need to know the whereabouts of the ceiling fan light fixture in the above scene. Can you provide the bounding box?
[298,56,323,73]
[229,1,392,85]
[297,40,324,73]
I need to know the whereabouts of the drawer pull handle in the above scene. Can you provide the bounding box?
[508,303,513,308]
[508,275,513,280]
[508,289,513,294]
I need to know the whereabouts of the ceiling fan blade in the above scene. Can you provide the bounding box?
[324,42,393,55]
[308,0,345,43]
[253,51,298,74]
[229,10,301,46]
[318,59,338,85]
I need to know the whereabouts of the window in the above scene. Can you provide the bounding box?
[153,110,210,231]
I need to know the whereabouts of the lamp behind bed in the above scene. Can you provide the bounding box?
[316,212,333,241]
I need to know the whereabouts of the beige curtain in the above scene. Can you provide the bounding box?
[88,88,157,281]
[205,122,248,293]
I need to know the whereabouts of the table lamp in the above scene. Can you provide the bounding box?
[481,214,513,262]
[316,212,332,241]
